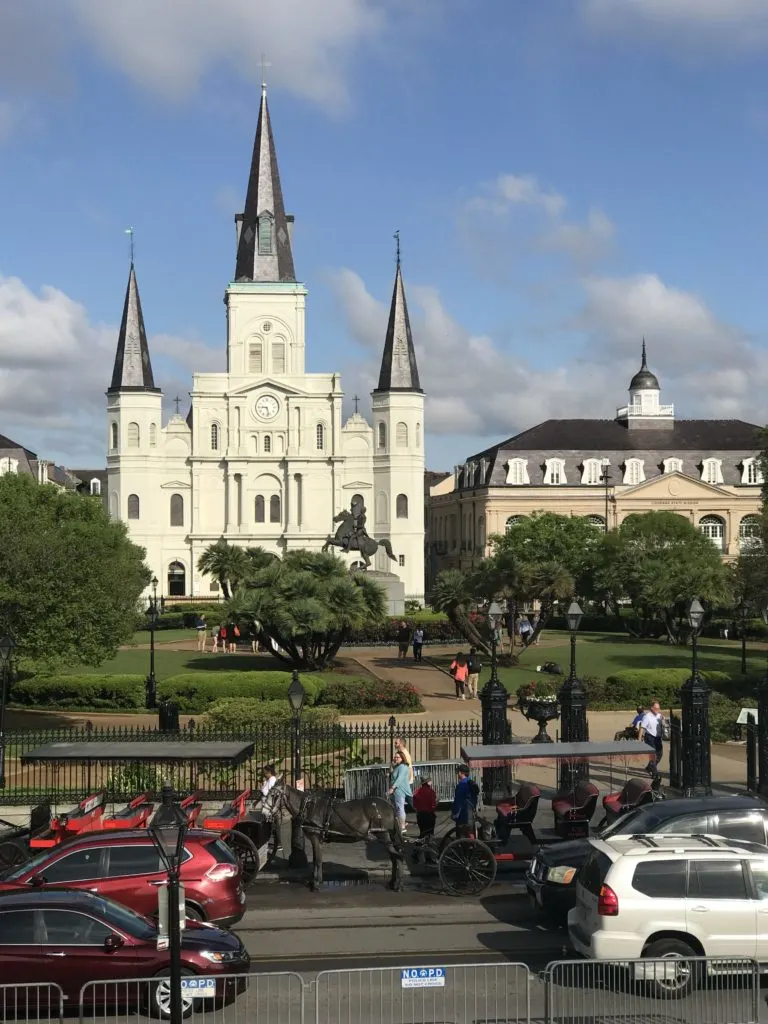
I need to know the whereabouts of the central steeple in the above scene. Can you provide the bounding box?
[234,85,296,283]
[374,236,422,393]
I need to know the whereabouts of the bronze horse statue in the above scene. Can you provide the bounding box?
[261,780,405,890]
[322,497,397,569]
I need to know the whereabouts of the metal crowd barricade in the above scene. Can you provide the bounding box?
[0,983,64,1023]
[314,962,532,1024]
[78,970,305,1024]
[344,760,477,802]
[544,957,760,1024]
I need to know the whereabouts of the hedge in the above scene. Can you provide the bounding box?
[157,672,324,712]
[11,675,146,710]
[315,678,422,714]
[206,699,340,731]
[343,616,461,646]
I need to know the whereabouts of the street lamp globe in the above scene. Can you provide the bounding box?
[148,785,188,874]
[488,601,503,622]
[0,635,15,667]
[287,671,306,716]
[565,601,583,633]
[688,598,705,632]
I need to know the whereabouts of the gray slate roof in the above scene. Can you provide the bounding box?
[108,264,158,393]
[375,260,422,393]
[234,88,296,283]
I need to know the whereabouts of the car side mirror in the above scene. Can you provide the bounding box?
[104,934,124,953]
[29,874,46,888]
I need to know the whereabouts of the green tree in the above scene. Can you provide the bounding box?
[596,511,731,643]
[197,539,251,599]
[228,550,386,669]
[0,473,149,668]
[431,569,489,652]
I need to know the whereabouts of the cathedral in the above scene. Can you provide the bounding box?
[106,86,425,603]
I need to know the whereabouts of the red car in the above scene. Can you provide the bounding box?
[0,829,245,926]
[0,888,249,1019]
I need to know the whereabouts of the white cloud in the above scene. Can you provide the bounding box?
[0,100,22,144]
[582,0,768,51]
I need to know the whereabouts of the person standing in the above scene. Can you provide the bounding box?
[451,766,478,837]
[518,617,533,647]
[195,614,208,652]
[228,623,240,654]
[450,652,469,699]
[396,621,411,660]
[638,700,663,775]
[394,737,414,787]
[412,776,438,838]
[412,626,425,662]
[466,647,482,699]
[387,752,412,833]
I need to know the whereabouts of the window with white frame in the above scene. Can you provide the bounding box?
[699,514,725,550]
[316,423,325,451]
[543,458,566,485]
[377,422,386,449]
[663,457,683,474]
[127,422,140,448]
[149,423,157,448]
[0,458,18,475]
[396,493,408,519]
[739,515,761,548]
[701,458,723,485]
[582,459,603,485]
[210,423,220,451]
[272,341,286,375]
[398,554,405,567]
[110,422,118,451]
[263,435,272,453]
[506,459,529,485]
[258,215,273,255]
[248,342,263,374]
[586,514,605,529]
[505,515,523,531]
[396,422,408,447]
[743,458,764,486]
[90,478,101,496]
[127,494,140,520]
[623,458,645,485]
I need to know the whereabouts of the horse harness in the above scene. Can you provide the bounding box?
[294,790,387,842]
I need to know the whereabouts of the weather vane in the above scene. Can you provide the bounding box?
[125,227,134,264]
[393,229,401,266]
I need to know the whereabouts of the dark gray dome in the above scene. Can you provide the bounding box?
[629,340,659,391]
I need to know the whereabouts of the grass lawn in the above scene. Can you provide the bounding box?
[433,632,765,694]
[125,629,193,646]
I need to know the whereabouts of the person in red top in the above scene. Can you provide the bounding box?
[412,775,438,837]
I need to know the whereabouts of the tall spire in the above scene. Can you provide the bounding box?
[629,337,659,392]
[374,237,422,393]
[234,85,296,283]
[108,262,158,393]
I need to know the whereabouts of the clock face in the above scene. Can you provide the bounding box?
[255,394,279,421]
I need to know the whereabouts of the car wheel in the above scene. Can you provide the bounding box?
[642,938,700,998]
[184,902,206,922]
[148,968,195,1020]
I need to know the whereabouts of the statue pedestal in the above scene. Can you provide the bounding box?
[365,570,405,616]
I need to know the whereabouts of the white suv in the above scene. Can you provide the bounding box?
[568,835,768,970]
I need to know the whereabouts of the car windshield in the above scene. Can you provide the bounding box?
[0,847,55,882]
[601,806,665,837]
[86,895,156,940]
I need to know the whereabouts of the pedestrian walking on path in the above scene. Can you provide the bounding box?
[450,652,469,699]
[466,647,482,698]
[412,626,424,662]
[388,752,412,833]
[638,700,663,775]
[396,621,411,660]
[195,614,208,652]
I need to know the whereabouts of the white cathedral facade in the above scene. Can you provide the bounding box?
[106,87,425,603]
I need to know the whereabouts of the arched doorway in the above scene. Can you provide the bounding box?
[699,515,725,552]
[168,561,186,596]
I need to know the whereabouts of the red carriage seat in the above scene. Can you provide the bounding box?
[601,777,653,826]
[494,783,541,844]
[552,782,599,839]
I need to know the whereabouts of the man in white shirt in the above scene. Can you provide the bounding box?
[260,764,278,799]
[638,700,663,775]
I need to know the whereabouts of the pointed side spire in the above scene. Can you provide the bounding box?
[374,241,422,393]
[629,337,660,392]
[641,337,648,369]
[108,263,158,393]
[234,86,296,283]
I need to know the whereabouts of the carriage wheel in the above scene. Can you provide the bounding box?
[439,838,497,897]
[0,840,28,872]
[438,827,459,853]
[225,830,260,883]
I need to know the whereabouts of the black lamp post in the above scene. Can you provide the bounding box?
[737,598,748,676]
[146,576,159,709]
[599,461,612,534]
[479,601,510,802]
[757,606,768,799]
[287,670,308,869]
[558,601,588,789]
[148,785,189,1024]
[0,634,15,790]
[680,597,712,797]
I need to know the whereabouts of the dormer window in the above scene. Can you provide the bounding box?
[582,459,603,485]
[623,458,645,485]
[701,458,723,485]
[258,214,274,255]
[663,457,683,474]
[505,459,529,485]
[543,458,566,485]
[742,457,763,486]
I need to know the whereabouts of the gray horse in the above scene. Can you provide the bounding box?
[261,780,405,891]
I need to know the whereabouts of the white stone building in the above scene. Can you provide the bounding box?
[106,87,425,603]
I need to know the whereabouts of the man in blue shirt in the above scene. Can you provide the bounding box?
[452,766,478,837]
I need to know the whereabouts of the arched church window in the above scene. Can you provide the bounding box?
[258,215,273,255]
[90,479,101,497]
[211,423,219,451]
[255,495,265,523]
[249,343,263,374]
[110,422,118,451]
[170,493,184,527]
[377,423,386,450]
[396,493,408,519]
[396,422,408,447]
[263,435,272,453]
[127,422,140,448]
[168,561,186,597]
[270,494,281,523]
[127,494,140,520]
[272,341,286,375]
[149,423,157,447]
[316,423,325,450]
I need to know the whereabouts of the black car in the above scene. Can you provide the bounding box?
[526,793,768,921]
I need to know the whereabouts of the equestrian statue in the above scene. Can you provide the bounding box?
[322,495,397,568]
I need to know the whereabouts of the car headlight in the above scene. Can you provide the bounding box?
[201,950,239,964]
[546,865,578,885]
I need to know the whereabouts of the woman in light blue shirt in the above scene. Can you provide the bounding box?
[388,752,412,832]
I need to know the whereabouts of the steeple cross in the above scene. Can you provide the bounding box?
[393,229,401,267]
[353,395,360,414]
[125,227,134,264]
[260,54,272,90]
[173,395,182,415]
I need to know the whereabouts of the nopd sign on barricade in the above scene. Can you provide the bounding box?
[543,957,760,1024]
[314,962,531,1024]
[1,983,64,1024]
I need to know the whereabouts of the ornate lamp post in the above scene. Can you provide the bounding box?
[287,671,308,869]
[148,785,189,1024]
[680,597,712,797]
[737,598,748,676]
[0,634,15,790]
[558,601,587,789]
[757,606,768,798]
[599,461,612,534]
[479,601,510,802]
[145,576,159,709]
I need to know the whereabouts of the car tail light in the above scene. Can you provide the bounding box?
[598,884,619,916]
[205,863,239,882]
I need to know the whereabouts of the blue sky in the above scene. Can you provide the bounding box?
[1,0,768,469]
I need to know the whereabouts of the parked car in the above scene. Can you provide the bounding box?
[0,829,245,926]
[0,888,249,1018]
[526,794,768,921]
[567,833,768,995]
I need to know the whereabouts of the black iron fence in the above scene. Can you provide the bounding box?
[746,713,758,793]
[668,711,682,790]
[2,719,482,804]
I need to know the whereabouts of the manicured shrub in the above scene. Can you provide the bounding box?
[158,672,325,711]
[590,669,735,711]
[11,675,146,710]
[343,616,460,646]
[206,698,340,730]
[315,677,422,714]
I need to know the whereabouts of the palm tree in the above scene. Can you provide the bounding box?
[197,539,250,600]
[431,569,488,652]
